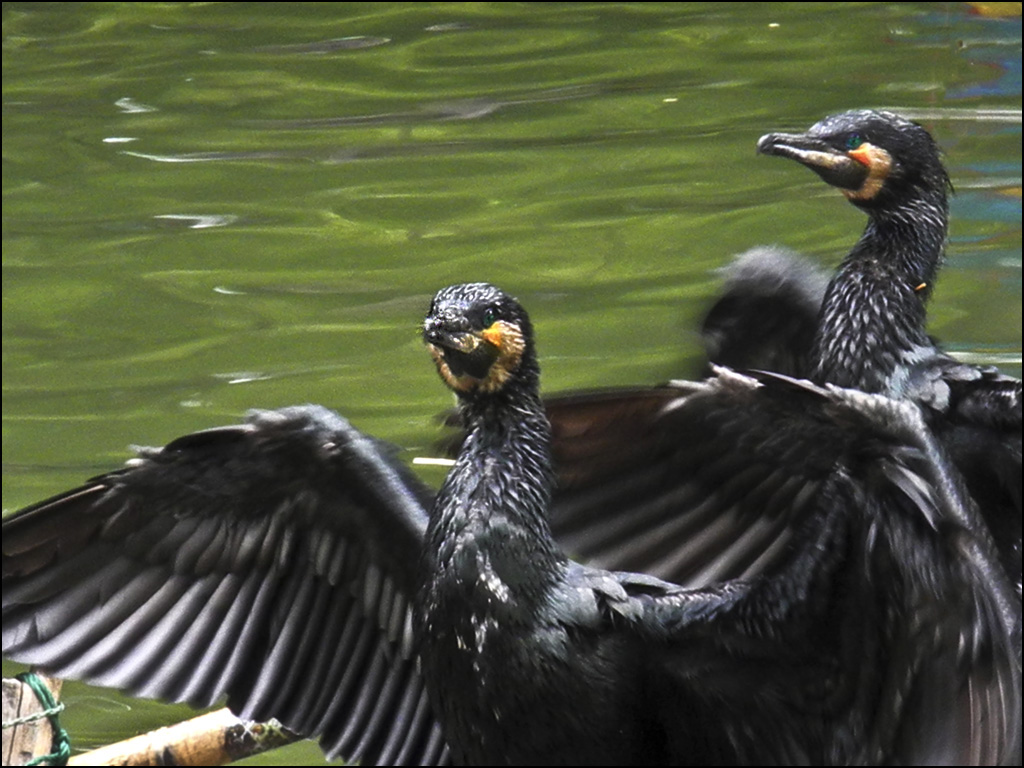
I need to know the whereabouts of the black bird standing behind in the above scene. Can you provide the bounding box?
[700,244,829,377]
[6,282,1019,764]
[702,110,1020,594]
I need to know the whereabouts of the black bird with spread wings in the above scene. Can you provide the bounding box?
[4,282,1020,764]
[701,110,1021,596]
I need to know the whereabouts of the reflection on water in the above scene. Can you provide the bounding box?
[2,2,1020,764]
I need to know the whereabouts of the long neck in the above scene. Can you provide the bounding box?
[812,193,948,395]
[422,367,563,618]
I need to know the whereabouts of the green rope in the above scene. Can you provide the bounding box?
[4,673,71,767]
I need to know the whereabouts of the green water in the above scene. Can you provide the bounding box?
[3,3,1021,764]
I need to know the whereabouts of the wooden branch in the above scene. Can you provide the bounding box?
[2,674,64,767]
[67,707,301,766]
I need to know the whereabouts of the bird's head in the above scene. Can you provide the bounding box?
[757,110,950,211]
[424,283,535,398]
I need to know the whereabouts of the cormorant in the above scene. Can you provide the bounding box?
[4,282,1020,764]
[701,110,1021,594]
[700,245,828,377]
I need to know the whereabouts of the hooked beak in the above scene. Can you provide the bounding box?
[758,132,869,192]
[424,317,499,381]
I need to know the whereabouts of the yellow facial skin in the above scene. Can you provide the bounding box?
[843,143,893,203]
[429,319,526,395]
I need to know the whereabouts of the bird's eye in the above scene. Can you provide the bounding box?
[845,134,864,150]
[482,307,498,327]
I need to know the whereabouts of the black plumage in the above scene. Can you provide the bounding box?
[4,282,1020,764]
[703,110,1020,595]
[700,245,829,377]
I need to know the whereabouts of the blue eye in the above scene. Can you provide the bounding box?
[845,134,864,150]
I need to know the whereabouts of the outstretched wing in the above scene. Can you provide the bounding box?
[911,354,1023,595]
[547,371,869,587]
[696,246,1022,597]
[603,378,1022,764]
[2,405,447,765]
